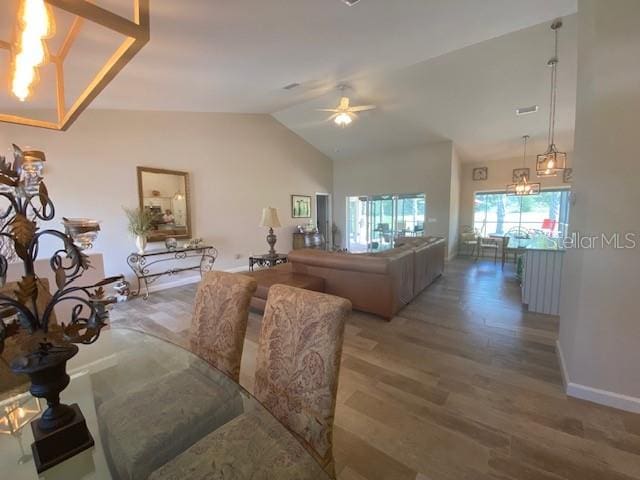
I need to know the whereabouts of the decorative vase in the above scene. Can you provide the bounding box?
[135,235,147,254]
[11,343,95,473]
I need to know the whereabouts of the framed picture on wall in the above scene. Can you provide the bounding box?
[291,194,312,218]
[512,167,530,182]
[472,167,488,181]
[563,168,573,183]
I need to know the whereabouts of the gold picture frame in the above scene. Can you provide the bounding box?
[137,167,192,242]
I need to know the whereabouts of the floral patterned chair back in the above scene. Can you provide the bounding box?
[190,271,257,382]
[254,284,351,476]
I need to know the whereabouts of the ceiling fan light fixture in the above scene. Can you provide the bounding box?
[334,112,353,127]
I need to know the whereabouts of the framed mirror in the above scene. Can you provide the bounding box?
[137,167,192,242]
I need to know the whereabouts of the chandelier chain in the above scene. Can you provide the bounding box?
[548,25,560,147]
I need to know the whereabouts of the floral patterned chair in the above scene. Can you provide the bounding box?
[150,284,352,479]
[190,271,257,381]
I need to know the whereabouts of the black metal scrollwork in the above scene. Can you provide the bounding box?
[0,145,122,355]
[127,246,217,298]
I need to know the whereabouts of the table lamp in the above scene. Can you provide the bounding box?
[260,207,281,257]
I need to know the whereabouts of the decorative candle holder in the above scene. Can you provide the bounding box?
[0,144,122,473]
[62,218,101,250]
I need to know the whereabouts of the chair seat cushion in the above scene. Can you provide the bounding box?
[149,408,324,480]
[98,368,243,480]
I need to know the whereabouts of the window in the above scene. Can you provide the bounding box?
[474,189,570,238]
[347,193,425,252]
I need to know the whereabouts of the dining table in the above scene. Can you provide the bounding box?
[0,327,330,479]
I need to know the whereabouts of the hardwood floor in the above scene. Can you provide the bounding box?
[111,258,640,480]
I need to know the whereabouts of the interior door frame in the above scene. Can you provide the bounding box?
[315,192,332,249]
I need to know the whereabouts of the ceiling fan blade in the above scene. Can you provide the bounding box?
[349,105,376,112]
[327,113,340,120]
[317,108,340,112]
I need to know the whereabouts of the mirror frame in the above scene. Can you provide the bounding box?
[137,166,192,242]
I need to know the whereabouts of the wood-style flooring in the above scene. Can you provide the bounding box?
[110,258,640,480]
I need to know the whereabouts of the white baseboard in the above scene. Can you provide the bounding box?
[144,265,249,294]
[556,340,640,414]
[146,275,202,293]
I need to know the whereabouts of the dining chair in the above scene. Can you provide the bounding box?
[459,225,479,257]
[490,235,510,268]
[149,285,352,479]
[190,271,258,382]
[506,226,530,239]
[96,272,256,479]
[254,285,351,475]
[479,236,500,263]
[505,226,530,263]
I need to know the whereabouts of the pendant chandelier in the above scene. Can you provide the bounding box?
[507,135,540,196]
[0,0,150,131]
[536,19,567,177]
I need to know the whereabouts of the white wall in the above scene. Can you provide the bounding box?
[459,154,571,230]
[558,0,640,412]
[0,110,332,283]
[332,141,455,249]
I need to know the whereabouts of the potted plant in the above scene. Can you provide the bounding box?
[124,207,153,253]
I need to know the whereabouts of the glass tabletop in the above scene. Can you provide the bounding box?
[0,328,329,479]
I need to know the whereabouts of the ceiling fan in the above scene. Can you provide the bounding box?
[317,88,376,127]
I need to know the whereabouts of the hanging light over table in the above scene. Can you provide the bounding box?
[507,135,540,196]
[537,19,567,177]
[0,0,150,131]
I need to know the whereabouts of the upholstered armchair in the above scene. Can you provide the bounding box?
[190,271,257,382]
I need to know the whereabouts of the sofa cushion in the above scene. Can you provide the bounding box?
[288,248,392,274]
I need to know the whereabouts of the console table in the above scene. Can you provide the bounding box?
[249,253,288,271]
[127,246,217,299]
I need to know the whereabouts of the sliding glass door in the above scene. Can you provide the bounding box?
[346,193,425,252]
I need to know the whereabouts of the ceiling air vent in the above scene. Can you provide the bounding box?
[516,105,538,116]
[341,0,361,6]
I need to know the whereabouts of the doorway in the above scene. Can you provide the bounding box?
[316,193,331,249]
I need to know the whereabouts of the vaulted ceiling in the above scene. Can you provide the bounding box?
[0,0,578,162]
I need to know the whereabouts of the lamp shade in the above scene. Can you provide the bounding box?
[260,207,281,228]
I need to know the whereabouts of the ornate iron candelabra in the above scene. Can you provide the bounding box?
[0,144,122,473]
